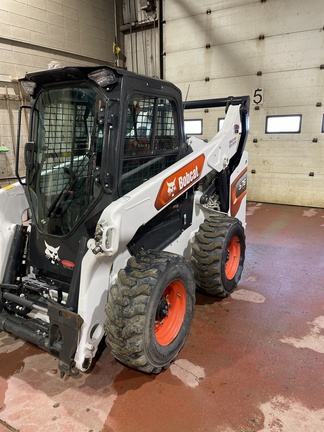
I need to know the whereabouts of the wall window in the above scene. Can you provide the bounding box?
[265,115,302,134]
[184,119,202,135]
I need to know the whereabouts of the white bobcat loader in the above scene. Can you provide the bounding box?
[0,66,249,376]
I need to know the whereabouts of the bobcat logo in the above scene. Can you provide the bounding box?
[167,178,177,197]
[44,241,60,265]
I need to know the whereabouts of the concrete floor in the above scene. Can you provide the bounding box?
[0,202,323,432]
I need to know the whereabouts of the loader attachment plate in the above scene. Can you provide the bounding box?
[47,301,84,377]
[0,288,84,377]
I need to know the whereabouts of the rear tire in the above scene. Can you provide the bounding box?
[191,214,245,297]
[105,250,196,373]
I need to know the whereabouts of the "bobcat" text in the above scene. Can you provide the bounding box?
[178,166,199,190]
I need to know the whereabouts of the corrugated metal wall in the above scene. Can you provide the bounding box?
[122,0,160,77]
[163,0,324,207]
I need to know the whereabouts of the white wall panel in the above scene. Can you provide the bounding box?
[165,31,323,83]
[164,0,324,207]
[248,172,323,207]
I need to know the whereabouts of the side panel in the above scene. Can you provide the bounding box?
[229,150,248,226]
[73,248,131,371]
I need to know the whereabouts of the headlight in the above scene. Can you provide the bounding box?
[20,80,36,96]
[88,69,117,87]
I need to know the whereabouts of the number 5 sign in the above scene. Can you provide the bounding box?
[253,88,263,106]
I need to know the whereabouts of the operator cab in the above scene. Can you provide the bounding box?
[18,66,189,283]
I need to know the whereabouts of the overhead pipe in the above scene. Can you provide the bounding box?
[159,0,164,79]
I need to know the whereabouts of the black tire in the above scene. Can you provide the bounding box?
[191,214,245,297]
[104,250,196,373]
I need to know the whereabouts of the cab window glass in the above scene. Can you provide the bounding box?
[122,94,179,195]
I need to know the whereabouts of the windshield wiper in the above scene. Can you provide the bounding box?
[46,156,89,218]
[46,171,78,218]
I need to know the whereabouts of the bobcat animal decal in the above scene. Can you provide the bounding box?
[44,241,60,265]
[167,178,177,197]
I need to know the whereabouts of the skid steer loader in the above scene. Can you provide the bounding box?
[0,66,249,376]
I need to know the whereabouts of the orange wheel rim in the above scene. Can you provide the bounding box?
[155,280,186,346]
[225,235,241,280]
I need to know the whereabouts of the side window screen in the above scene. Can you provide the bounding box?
[155,98,179,150]
[125,96,154,156]
[122,94,179,195]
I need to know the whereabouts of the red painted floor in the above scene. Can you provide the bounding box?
[0,202,324,432]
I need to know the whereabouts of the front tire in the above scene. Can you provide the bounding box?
[191,214,246,297]
[105,250,196,373]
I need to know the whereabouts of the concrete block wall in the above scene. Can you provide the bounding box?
[0,0,116,186]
